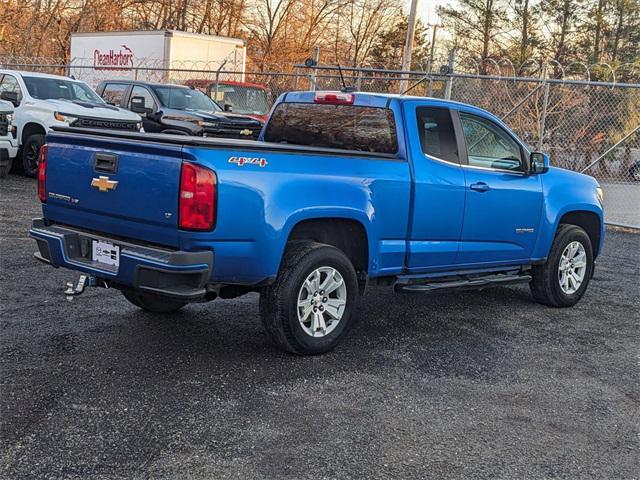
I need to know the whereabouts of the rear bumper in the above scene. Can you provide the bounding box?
[29,219,213,300]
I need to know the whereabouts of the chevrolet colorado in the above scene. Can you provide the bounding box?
[30,91,604,354]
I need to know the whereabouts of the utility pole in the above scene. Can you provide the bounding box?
[444,48,456,100]
[399,0,419,92]
[310,46,320,91]
[427,23,442,74]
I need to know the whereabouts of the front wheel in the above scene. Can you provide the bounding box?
[122,289,187,313]
[22,133,45,177]
[530,224,594,307]
[260,242,359,355]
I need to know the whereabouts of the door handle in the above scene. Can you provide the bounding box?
[470,182,490,192]
[94,153,118,174]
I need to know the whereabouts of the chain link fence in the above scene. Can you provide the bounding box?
[1,57,638,227]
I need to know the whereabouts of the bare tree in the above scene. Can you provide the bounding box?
[344,0,399,67]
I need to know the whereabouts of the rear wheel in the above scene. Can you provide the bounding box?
[122,289,187,313]
[22,133,45,177]
[260,242,359,355]
[530,224,594,307]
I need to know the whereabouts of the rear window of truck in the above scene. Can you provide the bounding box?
[263,103,398,155]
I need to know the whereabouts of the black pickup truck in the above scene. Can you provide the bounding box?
[96,80,264,139]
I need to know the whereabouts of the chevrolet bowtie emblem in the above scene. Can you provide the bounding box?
[91,176,118,192]
[239,129,252,136]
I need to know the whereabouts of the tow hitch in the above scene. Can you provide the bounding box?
[64,274,108,301]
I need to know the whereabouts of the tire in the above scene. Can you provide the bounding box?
[0,158,12,178]
[630,163,640,182]
[260,242,359,355]
[121,289,187,313]
[530,224,594,307]
[22,133,45,177]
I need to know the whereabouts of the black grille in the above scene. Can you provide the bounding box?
[0,114,8,136]
[72,118,139,131]
[203,122,262,140]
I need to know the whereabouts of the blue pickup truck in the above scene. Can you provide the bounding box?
[30,91,604,354]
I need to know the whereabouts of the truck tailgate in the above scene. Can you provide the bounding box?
[43,133,184,247]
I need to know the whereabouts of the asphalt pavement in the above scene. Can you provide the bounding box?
[1,174,639,480]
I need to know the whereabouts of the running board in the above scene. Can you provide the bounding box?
[395,272,532,293]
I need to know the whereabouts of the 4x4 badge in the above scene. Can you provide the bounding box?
[228,156,268,168]
[91,176,118,192]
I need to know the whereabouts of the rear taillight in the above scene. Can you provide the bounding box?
[313,92,355,105]
[179,162,217,230]
[37,144,48,203]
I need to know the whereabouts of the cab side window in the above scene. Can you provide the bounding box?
[415,107,459,164]
[0,75,23,102]
[459,112,523,172]
[128,86,156,111]
[101,83,128,106]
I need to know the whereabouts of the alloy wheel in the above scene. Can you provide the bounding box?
[297,266,347,337]
[558,241,587,294]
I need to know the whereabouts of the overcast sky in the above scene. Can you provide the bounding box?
[412,0,446,25]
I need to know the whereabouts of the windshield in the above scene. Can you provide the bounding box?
[213,84,269,115]
[22,76,103,103]
[152,86,221,111]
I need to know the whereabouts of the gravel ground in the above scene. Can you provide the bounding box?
[1,174,639,480]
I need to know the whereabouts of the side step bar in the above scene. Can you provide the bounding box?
[395,272,532,293]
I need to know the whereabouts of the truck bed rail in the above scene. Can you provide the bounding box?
[50,126,400,160]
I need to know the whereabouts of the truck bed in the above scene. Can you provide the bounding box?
[40,127,412,285]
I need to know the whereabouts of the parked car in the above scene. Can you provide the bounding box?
[95,80,264,139]
[185,79,271,123]
[0,99,18,177]
[0,70,143,177]
[30,91,604,355]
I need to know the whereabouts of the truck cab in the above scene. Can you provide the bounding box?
[209,81,271,123]
[30,91,604,355]
[183,79,271,123]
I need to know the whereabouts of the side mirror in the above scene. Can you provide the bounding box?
[0,91,19,107]
[223,103,233,112]
[130,96,152,115]
[530,152,550,174]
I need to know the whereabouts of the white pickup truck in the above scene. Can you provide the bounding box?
[0,71,142,176]
[0,99,18,177]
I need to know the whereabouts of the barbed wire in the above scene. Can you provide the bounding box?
[1,55,638,84]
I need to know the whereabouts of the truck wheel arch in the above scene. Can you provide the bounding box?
[285,218,370,291]
[558,210,602,258]
[21,122,46,145]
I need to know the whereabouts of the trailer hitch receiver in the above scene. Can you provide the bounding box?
[64,274,107,301]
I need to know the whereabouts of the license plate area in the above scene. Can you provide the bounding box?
[92,240,120,268]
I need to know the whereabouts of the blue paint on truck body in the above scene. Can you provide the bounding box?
[31,92,604,293]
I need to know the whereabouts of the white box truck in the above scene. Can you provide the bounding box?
[69,30,246,88]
